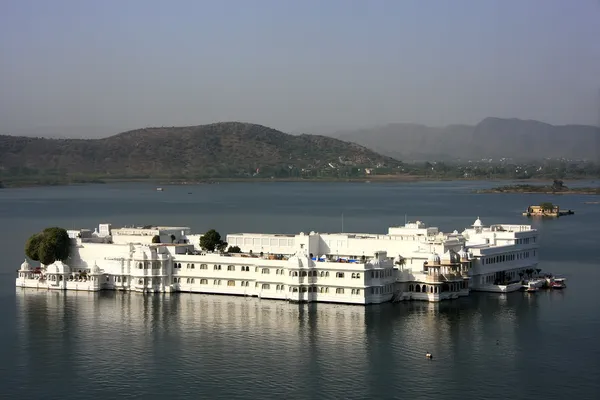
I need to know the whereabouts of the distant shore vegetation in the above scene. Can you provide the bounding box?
[477,180,600,195]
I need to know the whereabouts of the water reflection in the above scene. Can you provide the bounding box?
[10,289,556,399]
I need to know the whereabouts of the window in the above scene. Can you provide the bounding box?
[200,264,208,269]
[173,277,181,283]
[336,288,345,294]
[213,280,221,285]
[262,283,270,290]
[351,289,361,295]
[301,286,307,292]
[138,262,143,269]
[200,279,208,284]
[227,280,235,286]
[214,265,221,270]
[187,263,195,269]
[262,268,270,274]
[301,270,307,277]
[336,272,345,278]
[227,265,235,271]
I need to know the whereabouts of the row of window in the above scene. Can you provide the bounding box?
[169,279,398,295]
[515,237,536,244]
[137,262,161,269]
[408,281,467,293]
[171,266,393,279]
[483,251,534,265]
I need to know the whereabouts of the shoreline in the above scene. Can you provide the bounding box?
[476,190,600,195]
[1,176,597,189]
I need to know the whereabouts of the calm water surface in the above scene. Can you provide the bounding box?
[1,181,599,399]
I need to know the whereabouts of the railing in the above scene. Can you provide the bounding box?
[424,274,445,283]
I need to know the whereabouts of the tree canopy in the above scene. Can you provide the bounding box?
[25,227,71,265]
[227,245,241,253]
[152,235,161,243]
[200,229,227,252]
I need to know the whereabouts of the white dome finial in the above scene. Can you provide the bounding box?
[473,217,483,227]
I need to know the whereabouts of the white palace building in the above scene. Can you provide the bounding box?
[16,218,540,304]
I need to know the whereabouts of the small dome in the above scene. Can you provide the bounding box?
[91,262,101,274]
[50,260,70,274]
[442,250,460,264]
[428,252,441,264]
[473,217,483,227]
[20,259,32,271]
[288,256,303,269]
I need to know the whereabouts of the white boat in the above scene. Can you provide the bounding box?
[16,217,542,305]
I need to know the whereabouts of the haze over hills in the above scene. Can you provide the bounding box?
[0,122,401,180]
[329,117,600,162]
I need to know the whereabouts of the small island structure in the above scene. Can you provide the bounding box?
[523,202,574,217]
[17,218,544,304]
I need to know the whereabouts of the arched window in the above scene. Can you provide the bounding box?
[200,279,207,284]
[301,286,307,292]
[336,288,344,294]
[336,272,345,278]
[227,280,235,286]
[262,268,270,274]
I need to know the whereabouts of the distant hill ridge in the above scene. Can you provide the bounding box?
[0,122,401,179]
[329,117,600,162]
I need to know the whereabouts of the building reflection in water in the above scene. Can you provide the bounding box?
[13,289,544,399]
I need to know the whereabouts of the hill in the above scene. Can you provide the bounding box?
[0,122,403,185]
[329,118,600,162]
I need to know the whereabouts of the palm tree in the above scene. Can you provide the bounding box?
[535,268,541,276]
[395,256,406,269]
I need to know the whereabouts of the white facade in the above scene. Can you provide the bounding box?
[16,217,540,304]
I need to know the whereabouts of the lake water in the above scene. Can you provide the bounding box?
[1,181,599,399]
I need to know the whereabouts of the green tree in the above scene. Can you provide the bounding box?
[227,245,241,253]
[200,229,227,252]
[24,227,71,265]
[151,235,161,243]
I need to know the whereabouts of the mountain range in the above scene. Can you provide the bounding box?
[328,117,600,162]
[0,122,400,180]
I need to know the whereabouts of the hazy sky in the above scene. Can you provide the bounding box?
[1,0,599,137]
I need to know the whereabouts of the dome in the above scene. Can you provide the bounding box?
[91,262,101,274]
[428,252,441,264]
[457,247,469,260]
[473,217,483,227]
[287,256,304,269]
[441,250,460,264]
[20,259,32,271]
[50,260,70,274]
